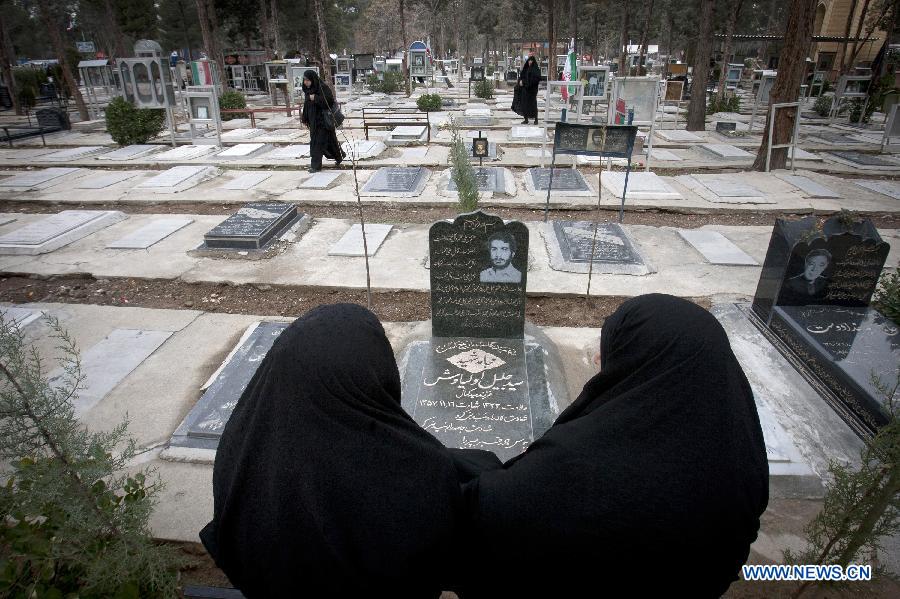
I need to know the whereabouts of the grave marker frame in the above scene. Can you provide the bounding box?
[540,80,584,165]
[882,103,900,151]
[765,102,801,172]
[748,70,777,132]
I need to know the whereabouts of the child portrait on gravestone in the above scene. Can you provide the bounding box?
[480,230,522,283]
[300,69,345,174]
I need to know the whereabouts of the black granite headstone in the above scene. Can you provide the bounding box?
[829,151,895,167]
[429,211,528,338]
[715,121,737,134]
[529,168,591,191]
[204,202,299,250]
[363,167,427,193]
[752,215,890,325]
[552,220,644,264]
[552,122,637,158]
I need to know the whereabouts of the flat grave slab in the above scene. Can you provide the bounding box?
[221,118,252,129]
[851,179,900,200]
[341,139,386,160]
[96,145,161,161]
[216,143,268,159]
[327,223,393,256]
[299,171,342,189]
[826,151,899,170]
[155,145,218,161]
[809,131,865,145]
[0,168,80,190]
[169,321,290,450]
[677,229,758,265]
[509,126,544,141]
[545,220,653,275]
[267,145,310,159]
[464,116,494,127]
[699,143,754,159]
[361,166,430,197]
[0,210,126,255]
[792,148,822,161]
[447,167,509,194]
[203,202,301,251]
[220,172,273,190]
[47,328,172,415]
[523,168,593,196]
[390,125,426,140]
[135,165,217,193]
[655,129,703,143]
[684,174,771,204]
[37,146,106,161]
[600,171,682,200]
[464,106,492,117]
[777,174,840,199]
[73,171,140,189]
[220,128,264,141]
[401,147,429,160]
[0,306,43,328]
[649,148,682,161]
[106,217,194,249]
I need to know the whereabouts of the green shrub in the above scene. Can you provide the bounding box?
[874,266,900,325]
[448,116,479,212]
[417,93,442,112]
[13,68,45,110]
[219,90,247,121]
[474,79,494,100]
[367,72,405,94]
[814,94,832,117]
[105,96,165,146]
[706,94,740,115]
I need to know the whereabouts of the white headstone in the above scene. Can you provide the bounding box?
[649,148,682,161]
[37,146,106,161]
[300,171,342,189]
[677,229,759,265]
[655,129,703,143]
[328,223,393,256]
[600,172,683,200]
[341,140,386,160]
[0,168,80,189]
[217,143,268,158]
[268,145,310,159]
[510,126,545,140]
[220,172,273,190]
[221,128,265,141]
[155,145,218,161]
[137,166,216,190]
[74,171,140,189]
[465,107,492,117]
[692,175,763,197]
[96,145,161,161]
[106,217,194,249]
[778,174,840,198]
[0,210,126,255]
[391,125,426,139]
[699,143,754,159]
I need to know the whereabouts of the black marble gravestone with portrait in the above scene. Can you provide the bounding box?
[751,214,894,437]
[203,202,300,250]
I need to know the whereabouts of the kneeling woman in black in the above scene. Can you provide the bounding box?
[454,294,770,598]
[201,304,469,598]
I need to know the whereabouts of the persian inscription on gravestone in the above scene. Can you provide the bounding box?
[370,167,424,191]
[429,211,528,338]
[554,123,636,156]
[448,167,504,193]
[530,168,591,191]
[203,202,298,250]
[552,221,643,264]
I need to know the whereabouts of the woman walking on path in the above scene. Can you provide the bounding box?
[518,55,541,125]
[300,69,344,173]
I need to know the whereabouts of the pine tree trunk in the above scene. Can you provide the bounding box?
[261,2,272,59]
[716,0,744,99]
[752,0,816,171]
[103,0,127,58]
[686,0,714,131]
[617,3,629,74]
[757,0,779,64]
[839,0,861,75]
[313,0,332,81]
[549,0,556,77]
[270,0,280,57]
[0,14,20,115]
[36,0,88,121]
[849,0,873,71]
[637,0,655,77]
[195,0,226,86]
[569,0,577,39]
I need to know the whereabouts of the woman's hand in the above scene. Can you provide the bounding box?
[309,94,315,100]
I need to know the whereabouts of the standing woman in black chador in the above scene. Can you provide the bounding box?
[201,304,481,598]
[300,69,344,173]
[453,294,770,599]
[517,54,541,125]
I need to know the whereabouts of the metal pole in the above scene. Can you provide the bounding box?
[543,153,556,223]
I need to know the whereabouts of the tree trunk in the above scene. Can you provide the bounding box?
[757,0,779,63]
[846,0,890,72]
[261,2,272,58]
[716,0,744,99]
[195,0,226,87]
[549,0,556,77]
[102,0,127,58]
[838,0,861,75]
[569,0,578,39]
[686,0,714,130]
[753,0,816,171]
[0,14,20,115]
[637,0,655,76]
[617,2,629,74]
[848,0,873,72]
[313,0,332,81]
[36,0,88,121]
[399,0,409,94]
[270,0,280,57]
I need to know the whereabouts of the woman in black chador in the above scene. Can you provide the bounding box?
[200,304,473,598]
[452,294,770,598]
[300,69,344,173]
[517,55,541,125]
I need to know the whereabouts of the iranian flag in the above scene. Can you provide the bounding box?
[560,38,576,101]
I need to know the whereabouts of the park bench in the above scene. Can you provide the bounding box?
[0,107,70,147]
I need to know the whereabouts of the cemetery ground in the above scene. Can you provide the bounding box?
[3,82,900,597]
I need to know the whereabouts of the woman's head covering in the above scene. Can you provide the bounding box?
[201,304,464,597]
[459,294,769,597]
[301,68,320,93]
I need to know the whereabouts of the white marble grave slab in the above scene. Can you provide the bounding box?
[136,166,216,192]
[777,174,840,199]
[699,143,754,159]
[96,145,161,161]
[106,217,194,249]
[401,147,429,160]
[791,148,822,161]
[655,129,703,143]
[268,145,310,159]
[222,118,252,129]
[691,175,763,197]
[47,328,172,416]
[510,126,545,141]
[600,172,683,200]
[74,171,140,189]
[0,306,43,328]
[465,107,492,117]
[341,140,386,160]
[300,171,342,189]
[677,229,758,265]
[37,146,106,161]
[852,179,900,200]
[649,148,682,161]
[221,128,264,141]
[0,168,80,190]
[155,145,218,161]
[390,125,426,139]
[217,143,268,158]
[328,224,393,256]
[220,172,273,190]
[0,210,126,255]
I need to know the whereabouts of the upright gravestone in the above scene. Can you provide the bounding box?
[751,215,894,436]
[400,211,560,461]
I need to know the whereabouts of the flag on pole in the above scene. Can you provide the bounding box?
[561,38,576,101]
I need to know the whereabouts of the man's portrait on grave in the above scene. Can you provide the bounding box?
[414,55,424,66]
[785,248,832,298]
[473,138,489,157]
[480,230,522,283]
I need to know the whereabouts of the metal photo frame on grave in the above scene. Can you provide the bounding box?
[117,58,177,109]
[576,65,609,101]
[471,66,485,81]
[472,136,489,158]
[607,76,659,126]
[354,53,375,71]
[290,65,314,98]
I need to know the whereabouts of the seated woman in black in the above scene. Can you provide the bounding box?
[201,304,471,598]
[454,294,769,598]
